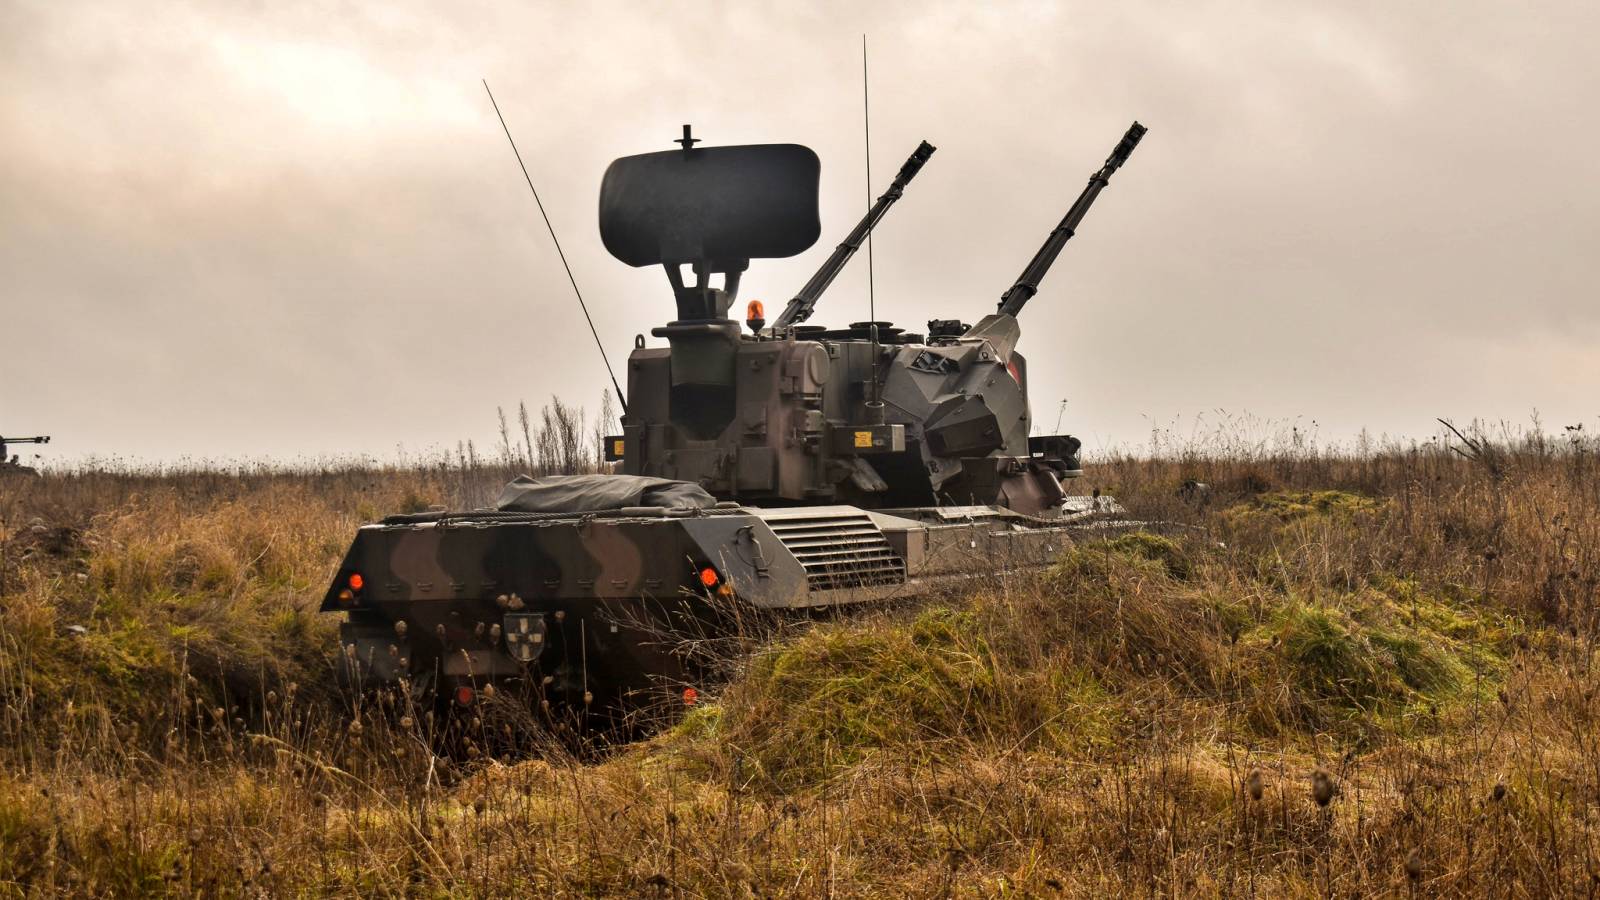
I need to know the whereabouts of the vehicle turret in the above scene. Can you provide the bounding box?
[607,123,1145,517]
[0,434,51,476]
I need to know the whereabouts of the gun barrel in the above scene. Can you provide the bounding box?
[996,121,1145,319]
[772,140,937,330]
[0,436,50,444]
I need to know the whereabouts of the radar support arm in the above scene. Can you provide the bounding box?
[996,121,1145,318]
[772,140,936,330]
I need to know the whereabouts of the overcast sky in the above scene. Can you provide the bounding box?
[3,0,1597,466]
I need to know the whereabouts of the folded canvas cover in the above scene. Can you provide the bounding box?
[494,474,716,513]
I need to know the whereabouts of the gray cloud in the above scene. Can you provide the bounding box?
[3,0,1597,463]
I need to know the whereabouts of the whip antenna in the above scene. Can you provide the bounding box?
[862,35,875,324]
[483,80,627,413]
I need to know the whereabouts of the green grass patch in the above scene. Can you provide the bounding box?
[720,606,1016,788]
[1226,489,1380,525]
[1237,585,1509,736]
[1053,533,1185,584]
[1102,531,1194,580]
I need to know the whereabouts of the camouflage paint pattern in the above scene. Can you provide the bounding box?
[322,499,1128,697]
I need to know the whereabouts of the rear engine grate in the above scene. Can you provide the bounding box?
[764,512,906,590]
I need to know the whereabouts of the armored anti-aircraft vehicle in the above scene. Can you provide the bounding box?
[323,122,1146,716]
[0,435,51,477]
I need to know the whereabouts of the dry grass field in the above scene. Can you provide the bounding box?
[3,423,1599,896]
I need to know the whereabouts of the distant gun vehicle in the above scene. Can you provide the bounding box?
[0,435,50,477]
[321,121,1147,723]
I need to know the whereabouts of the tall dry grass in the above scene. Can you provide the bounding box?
[1,419,1598,895]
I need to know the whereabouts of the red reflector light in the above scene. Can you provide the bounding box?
[348,573,365,591]
[453,685,475,707]
[683,687,699,706]
[698,567,719,588]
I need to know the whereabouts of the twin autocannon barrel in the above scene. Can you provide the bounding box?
[996,121,1146,318]
[772,140,938,331]
[774,121,1145,329]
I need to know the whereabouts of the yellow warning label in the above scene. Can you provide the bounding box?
[612,439,625,456]
[854,431,873,448]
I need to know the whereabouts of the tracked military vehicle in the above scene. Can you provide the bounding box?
[323,122,1146,714]
[0,435,50,477]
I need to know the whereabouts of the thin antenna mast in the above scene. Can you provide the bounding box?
[482,80,627,413]
[861,35,886,424]
[862,35,875,324]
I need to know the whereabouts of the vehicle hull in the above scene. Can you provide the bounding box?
[322,497,1124,707]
